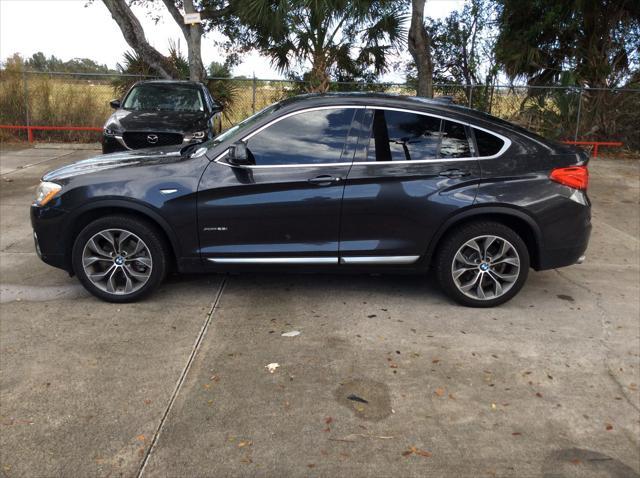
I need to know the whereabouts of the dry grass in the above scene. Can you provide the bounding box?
[1,72,638,150]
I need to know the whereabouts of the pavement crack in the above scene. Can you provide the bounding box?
[554,269,640,415]
[136,278,227,477]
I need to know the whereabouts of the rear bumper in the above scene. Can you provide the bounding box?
[534,188,592,271]
[536,232,591,270]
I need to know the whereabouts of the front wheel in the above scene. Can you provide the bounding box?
[435,221,530,307]
[72,215,169,303]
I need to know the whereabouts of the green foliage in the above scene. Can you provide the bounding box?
[494,0,640,141]
[429,0,497,85]
[112,51,155,97]
[206,61,241,126]
[234,0,407,91]
[405,0,498,108]
[167,40,190,79]
[112,42,189,97]
[495,0,640,88]
[23,51,114,74]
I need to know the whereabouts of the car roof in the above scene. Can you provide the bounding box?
[277,92,497,124]
[134,80,204,88]
[277,92,567,150]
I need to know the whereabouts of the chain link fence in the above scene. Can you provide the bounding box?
[1,70,639,151]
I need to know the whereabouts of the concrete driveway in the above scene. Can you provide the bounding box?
[1,145,638,477]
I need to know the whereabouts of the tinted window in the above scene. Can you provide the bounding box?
[474,128,505,157]
[246,108,356,165]
[440,120,471,158]
[368,110,442,161]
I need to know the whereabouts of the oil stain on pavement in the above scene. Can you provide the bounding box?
[335,378,392,421]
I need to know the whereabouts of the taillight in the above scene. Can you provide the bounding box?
[550,165,589,190]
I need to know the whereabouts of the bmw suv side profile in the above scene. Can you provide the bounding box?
[31,93,591,307]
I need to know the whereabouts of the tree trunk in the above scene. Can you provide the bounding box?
[408,0,433,98]
[306,53,330,93]
[183,0,206,82]
[102,0,180,79]
[162,0,207,82]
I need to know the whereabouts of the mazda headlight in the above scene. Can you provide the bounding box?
[34,181,62,206]
[191,130,206,140]
[103,126,120,136]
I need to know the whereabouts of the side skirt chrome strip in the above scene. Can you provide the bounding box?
[340,255,420,265]
[206,256,421,265]
[207,257,338,264]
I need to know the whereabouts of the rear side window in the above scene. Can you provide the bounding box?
[367,110,442,161]
[246,108,356,165]
[473,128,505,157]
[440,120,471,158]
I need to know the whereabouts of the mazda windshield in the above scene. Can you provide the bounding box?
[122,84,204,112]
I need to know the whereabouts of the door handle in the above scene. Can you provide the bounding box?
[439,168,470,178]
[308,175,343,185]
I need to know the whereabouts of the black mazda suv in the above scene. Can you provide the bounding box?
[31,93,591,307]
[102,80,223,154]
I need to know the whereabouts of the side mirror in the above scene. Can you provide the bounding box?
[227,141,251,165]
[110,99,121,109]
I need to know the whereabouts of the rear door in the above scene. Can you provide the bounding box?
[338,107,481,265]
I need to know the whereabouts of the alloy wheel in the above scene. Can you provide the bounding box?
[451,235,521,301]
[81,228,153,295]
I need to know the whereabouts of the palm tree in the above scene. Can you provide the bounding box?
[206,62,241,127]
[112,41,188,97]
[235,0,407,92]
[112,51,154,96]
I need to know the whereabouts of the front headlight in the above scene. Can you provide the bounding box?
[103,126,120,136]
[191,130,206,140]
[34,181,62,206]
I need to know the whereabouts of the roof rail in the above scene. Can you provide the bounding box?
[432,95,455,104]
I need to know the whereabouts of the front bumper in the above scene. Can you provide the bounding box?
[102,133,206,154]
[31,204,71,272]
[102,135,127,154]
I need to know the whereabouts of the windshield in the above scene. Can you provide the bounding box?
[123,84,204,112]
[212,103,282,145]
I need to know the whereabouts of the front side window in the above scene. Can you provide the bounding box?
[245,108,356,166]
[123,84,204,112]
[367,110,442,162]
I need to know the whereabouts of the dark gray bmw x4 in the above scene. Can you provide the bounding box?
[31,93,591,307]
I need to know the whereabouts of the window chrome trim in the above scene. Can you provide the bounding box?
[207,257,338,264]
[213,104,512,169]
[339,255,420,265]
[242,105,366,142]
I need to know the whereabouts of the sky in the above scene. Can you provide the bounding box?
[0,0,465,82]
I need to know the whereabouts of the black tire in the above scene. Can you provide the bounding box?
[435,221,530,308]
[72,215,169,303]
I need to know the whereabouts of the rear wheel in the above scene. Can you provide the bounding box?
[435,221,529,307]
[72,215,169,302]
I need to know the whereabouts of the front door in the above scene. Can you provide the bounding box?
[197,107,362,266]
[339,107,481,265]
